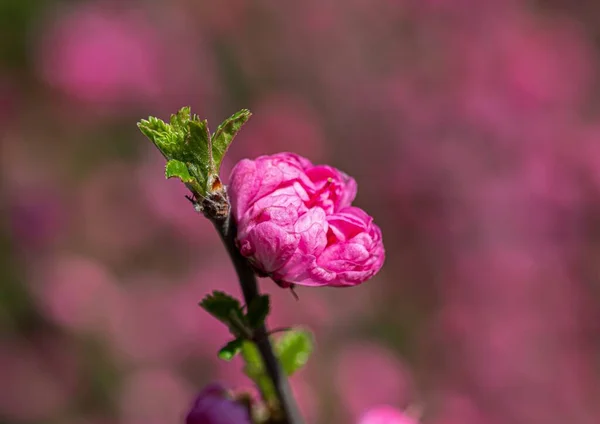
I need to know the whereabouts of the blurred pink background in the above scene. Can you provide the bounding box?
[1,0,600,423]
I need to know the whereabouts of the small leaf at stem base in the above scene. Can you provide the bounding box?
[275,329,314,376]
[241,340,277,406]
[218,338,243,361]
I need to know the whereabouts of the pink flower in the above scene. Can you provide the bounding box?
[358,406,418,424]
[228,153,384,287]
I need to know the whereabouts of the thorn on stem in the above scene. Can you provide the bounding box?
[289,285,299,301]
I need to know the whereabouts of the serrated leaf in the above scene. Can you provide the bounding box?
[138,109,191,160]
[138,107,213,194]
[138,107,251,197]
[137,116,169,144]
[211,109,252,170]
[241,340,276,404]
[275,329,313,376]
[187,119,213,189]
[165,159,193,183]
[185,162,207,194]
[218,338,243,361]
[199,291,244,325]
[246,294,270,329]
[170,106,191,131]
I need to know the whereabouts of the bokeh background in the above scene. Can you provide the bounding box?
[2,0,600,423]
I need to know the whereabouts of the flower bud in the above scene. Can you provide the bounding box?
[229,153,384,287]
[186,384,251,424]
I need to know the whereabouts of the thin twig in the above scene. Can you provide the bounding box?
[212,213,303,424]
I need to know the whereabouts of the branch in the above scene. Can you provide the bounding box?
[211,212,304,424]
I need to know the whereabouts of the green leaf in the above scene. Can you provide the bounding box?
[138,107,252,198]
[137,107,192,160]
[275,329,314,376]
[186,119,212,190]
[241,340,262,377]
[246,294,270,329]
[241,340,276,404]
[218,338,243,361]
[199,291,244,325]
[211,109,252,170]
[170,106,191,133]
[164,159,193,183]
[138,107,210,193]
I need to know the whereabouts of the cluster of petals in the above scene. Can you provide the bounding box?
[228,153,384,287]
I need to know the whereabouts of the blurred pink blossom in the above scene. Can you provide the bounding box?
[358,405,418,424]
[37,1,215,113]
[38,2,161,106]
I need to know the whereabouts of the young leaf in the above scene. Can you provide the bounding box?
[138,107,252,198]
[187,118,212,188]
[165,159,193,183]
[138,107,192,160]
[246,294,270,329]
[211,109,252,170]
[241,340,277,405]
[275,329,314,376]
[199,291,244,324]
[169,106,191,133]
[137,116,169,147]
[241,340,263,377]
[218,338,243,361]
